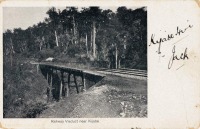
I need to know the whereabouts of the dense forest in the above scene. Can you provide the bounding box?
[3,6,147,118]
[3,6,147,69]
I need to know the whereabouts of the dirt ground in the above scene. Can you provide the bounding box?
[39,75,147,118]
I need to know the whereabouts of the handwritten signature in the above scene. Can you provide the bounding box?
[149,24,193,54]
[149,22,193,70]
[168,45,189,69]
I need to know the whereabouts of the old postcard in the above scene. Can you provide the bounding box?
[0,0,199,129]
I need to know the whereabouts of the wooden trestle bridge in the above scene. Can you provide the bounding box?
[34,62,105,101]
[31,62,147,101]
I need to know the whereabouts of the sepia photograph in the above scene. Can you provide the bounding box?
[3,6,147,118]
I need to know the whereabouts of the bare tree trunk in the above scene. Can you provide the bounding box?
[73,16,76,36]
[39,40,42,51]
[10,50,12,67]
[115,46,118,69]
[10,38,14,67]
[92,21,96,58]
[90,29,93,54]
[85,34,89,56]
[39,44,42,51]
[55,30,59,46]
[72,15,77,44]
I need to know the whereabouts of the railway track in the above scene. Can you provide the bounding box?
[92,67,147,79]
[32,61,147,79]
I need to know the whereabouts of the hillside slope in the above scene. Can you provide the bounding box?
[39,76,147,118]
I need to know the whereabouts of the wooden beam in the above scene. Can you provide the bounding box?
[46,72,49,83]
[49,69,53,101]
[36,64,39,73]
[46,71,49,102]
[82,72,86,92]
[67,73,71,97]
[59,71,64,100]
[73,74,79,93]
[62,72,66,97]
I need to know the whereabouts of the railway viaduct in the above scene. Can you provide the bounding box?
[31,62,147,102]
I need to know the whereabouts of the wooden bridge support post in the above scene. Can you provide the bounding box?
[59,71,64,100]
[67,73,71,97]
[46,70,49,102]
[49,68,53,101]
[46,71,49,83]
[36,64,39,73]
[82,73,86,92]
[73,74,79,93]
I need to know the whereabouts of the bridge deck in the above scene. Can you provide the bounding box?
[31,61,147,79]
[33,62,106,77]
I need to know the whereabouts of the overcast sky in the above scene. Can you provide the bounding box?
[3,7,140,32]
[3,7,59,32]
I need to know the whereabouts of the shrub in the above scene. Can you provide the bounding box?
[37,49,54,60]
[67,45,81,57]
[23,102,47,118]
[3,56,48,118]
[53,46,62,56]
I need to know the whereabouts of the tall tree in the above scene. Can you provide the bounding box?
[3,30,15,67]
[86,7,104,59]
[117,7,147,68]
[47,7,60,47]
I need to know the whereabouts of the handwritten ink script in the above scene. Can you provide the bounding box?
[168,45,189,69]
[149,22,193,69]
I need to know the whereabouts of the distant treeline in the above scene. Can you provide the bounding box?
[3,7,147,69]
